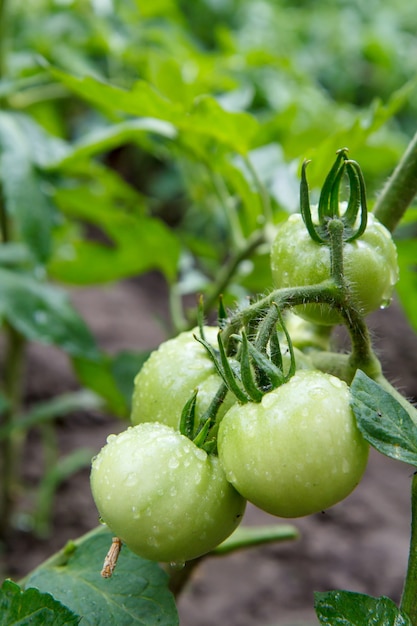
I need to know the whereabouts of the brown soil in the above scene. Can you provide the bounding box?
[2,275,417,626]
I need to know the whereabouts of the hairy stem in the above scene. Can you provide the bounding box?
[401,473,417,624]
[374,129,417,233]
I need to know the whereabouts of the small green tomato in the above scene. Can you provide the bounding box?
[131,327,235,429]
[270,212,399,325]
[218,370,369,518]
[91,423,246,563]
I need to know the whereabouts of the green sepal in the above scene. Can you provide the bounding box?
[179,390,198,440]
[343,160,361,227]
[216,332,250,404]
[300,160,325,244]
[192,417,212,449]
[269,329,283,371]
[318,148,347,222]
[193,334,249,404]
[201,438,217,455]
[217,295,228,329]
[328,157,346,219]
[240,332,264,402]
[246,341,285,390]
[197,295,206,342]
[276,304,296,381]
[344,159,368,242]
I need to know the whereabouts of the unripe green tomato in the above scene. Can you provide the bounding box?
[90,423,246,563]
[131,327,235,429]
[218,370,369,518]
[270,212,399,325]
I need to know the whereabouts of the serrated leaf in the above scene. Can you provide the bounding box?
[50,68,184,122]
[24,527,178,626]
[314,590,412,625]
[350,370,417,466]
[48,186,180,284]
[48,119,176,170]
[0,579,80,625]
[0,268,99,359]
[50,69,257,154]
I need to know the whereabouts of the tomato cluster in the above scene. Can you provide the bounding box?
[91,162,399,564]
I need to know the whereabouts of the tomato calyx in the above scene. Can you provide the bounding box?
[301,148,368,244]
[195,304,296,404]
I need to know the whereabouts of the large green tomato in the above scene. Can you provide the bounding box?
[91,423,246,563]
[218,370,369,518]
[270,212,399,325]
[131,327,235,429]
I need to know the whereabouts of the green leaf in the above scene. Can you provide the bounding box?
[24,527,178,626]
[350,370,417,466]
[395,238,417,334]
[0,112,62,263]
[315,590,412,625]
[72,355,130,418]
[213,524,299,556]
[186,95,258,155]
[48,119,176,170]
[0,579,80,625]
[110,350,151,411]
[49,68,184,122]
[0,268,99,359]
[50,69,257,154]
[48,186,180,284]
[72,350,149,418]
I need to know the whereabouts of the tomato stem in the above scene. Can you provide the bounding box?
[374,128,417,233]
[327,218,346,290]
[401,472,417,625]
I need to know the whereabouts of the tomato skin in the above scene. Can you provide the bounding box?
[131,327,235,429]
[217,370,369,518]
[90,423,246,563]
[270,212,399,325]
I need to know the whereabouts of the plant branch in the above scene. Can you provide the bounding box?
[401,473,417,624]
[374,129,417,233]
[197,229,265,323]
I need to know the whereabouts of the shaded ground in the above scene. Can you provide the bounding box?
[2,276,417,625]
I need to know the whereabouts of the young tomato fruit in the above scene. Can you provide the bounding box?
[270,212,399,325]
[131,327,234,429]
[90,423,246,563]
[218,370,369,518]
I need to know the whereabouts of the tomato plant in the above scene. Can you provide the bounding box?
[271,211,399,325]
[1,2,417,626]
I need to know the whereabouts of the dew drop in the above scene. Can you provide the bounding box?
[168,457,180,469]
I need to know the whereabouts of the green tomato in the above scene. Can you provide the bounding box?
[270,212,399,325]
[91,423,246,563]
[218,370,369,518]
[131,327,235,429]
